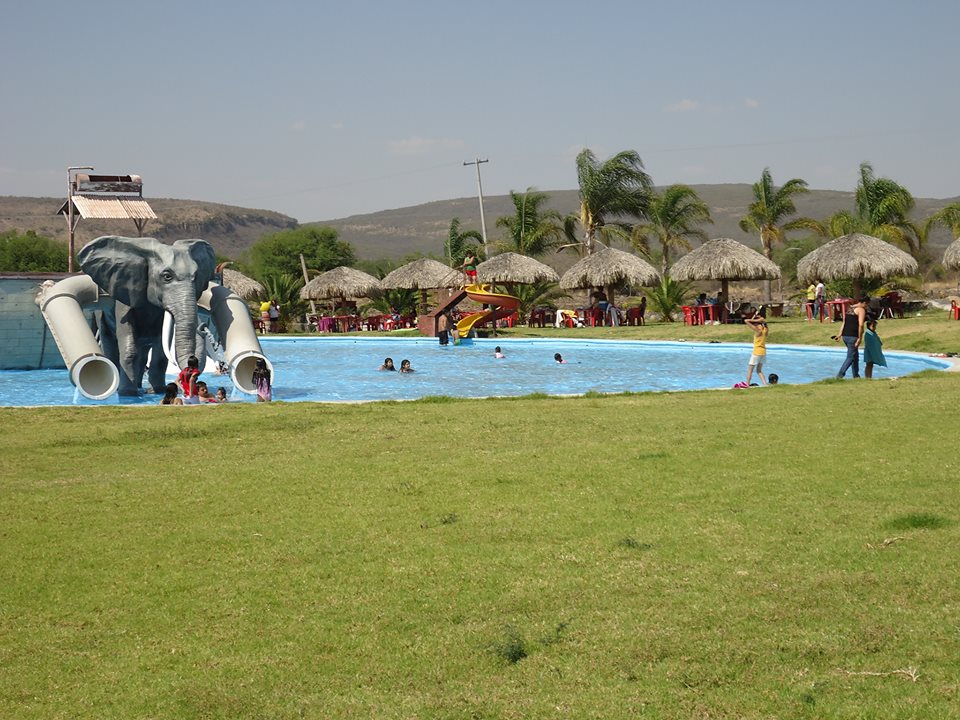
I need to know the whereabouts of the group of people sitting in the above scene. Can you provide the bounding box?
[160,355,273,404]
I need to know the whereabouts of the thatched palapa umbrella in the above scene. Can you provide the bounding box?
[215,262,265,300]
[220,267,265,300]
[475,252,560,285]
[942,238,960,269]
[559,247,659,305]
[380,257,459,312]
[797,233,918,295]
[670,238,781,305]
[300,266,381,310]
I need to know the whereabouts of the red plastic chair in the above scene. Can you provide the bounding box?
[681,306,697,325]
[951,301,960,321]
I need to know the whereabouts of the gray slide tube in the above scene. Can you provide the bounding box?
[37,275,120,400]
[198,284,273,395]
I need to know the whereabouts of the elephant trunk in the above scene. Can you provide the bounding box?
[169,293,207,370]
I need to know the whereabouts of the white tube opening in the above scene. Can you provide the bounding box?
[231,351,273,395]
[72,355,120,400]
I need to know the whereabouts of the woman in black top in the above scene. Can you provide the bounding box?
[835,296,869,378]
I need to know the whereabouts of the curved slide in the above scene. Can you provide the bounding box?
[455,284,520,338]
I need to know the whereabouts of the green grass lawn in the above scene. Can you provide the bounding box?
[2,316,959,718]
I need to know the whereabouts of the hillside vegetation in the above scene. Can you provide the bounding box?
[2,186,956,263]
[0,197,297,260]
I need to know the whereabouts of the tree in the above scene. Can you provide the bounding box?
[0,230,68,272]
[508,280,569,324]
[494,188,564,257]
[446,218,483,266]
[739,168,821,299]
[567,149,653,255]
[924,202,960,240]
[827,162,920,257]
[261,273,308,328]
[645,276,691,322]
[250,226,354,280]
[630,185,712,274]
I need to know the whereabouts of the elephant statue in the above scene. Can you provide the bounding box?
[78,236,217,396]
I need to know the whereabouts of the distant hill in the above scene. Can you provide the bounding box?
[0,196,297,260]
[313,185,959,261]
[2,186,956,265]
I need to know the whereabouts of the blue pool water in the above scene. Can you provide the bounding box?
[0,338,949,406]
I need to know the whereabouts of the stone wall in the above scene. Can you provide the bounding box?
[0,274,69,370]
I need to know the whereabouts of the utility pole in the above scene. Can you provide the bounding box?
[66,166,94,272]
[463,158,489,258]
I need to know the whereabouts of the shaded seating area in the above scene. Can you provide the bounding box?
[879,291,904,319]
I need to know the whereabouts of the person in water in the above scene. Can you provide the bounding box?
[215,387,228,402]
[178,355,201,404]
[159,382,183,405]
[252,358,272,402]
[196,381,218,403]
[494,346,505,359]
[554,353,567,364]
[379,357,396,371]
[399,359,415,373]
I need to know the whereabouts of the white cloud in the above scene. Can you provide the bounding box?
[387,137,465,156]
[666,99,700,113]
[744,98,760,109]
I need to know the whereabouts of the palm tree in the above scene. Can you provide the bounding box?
[446,218,484,267]
[494,187,565,257]
[827,162,920,257]
[508,280,569,325]
[645,276,691,322]
[261,273,308,328]
[567,149,653,255]
[631,184,712,274]
[924,201,960,240]
[739,168,822,300]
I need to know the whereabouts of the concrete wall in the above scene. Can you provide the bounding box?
[0,274,69,370]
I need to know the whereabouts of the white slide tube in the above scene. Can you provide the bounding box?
[198,284,273,395]
[36,276,120,400]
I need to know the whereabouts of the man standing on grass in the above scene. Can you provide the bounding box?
[745,309,768,386]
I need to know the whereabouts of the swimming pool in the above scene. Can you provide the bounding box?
[0,338,949,406]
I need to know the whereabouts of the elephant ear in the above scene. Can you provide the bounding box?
[173,239,217,298]
[78,235,162,307]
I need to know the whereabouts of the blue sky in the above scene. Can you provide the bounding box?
[2,0,957,221]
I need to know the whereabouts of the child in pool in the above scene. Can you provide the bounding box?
[554,353,567,364]
[399,359,415,373]
[379,357,396,371]
[494,346,505,359]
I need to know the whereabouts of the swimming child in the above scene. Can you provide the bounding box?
[494,346,505,359]
[159,382,183,405]
[399,359,414,373]
[379,357,396,371]
[252,358,272,402]
[768,373,779,385]
[215,386,228,402]
[178,355,201,404]
[554,353,567,364]
[196,381,218,403]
